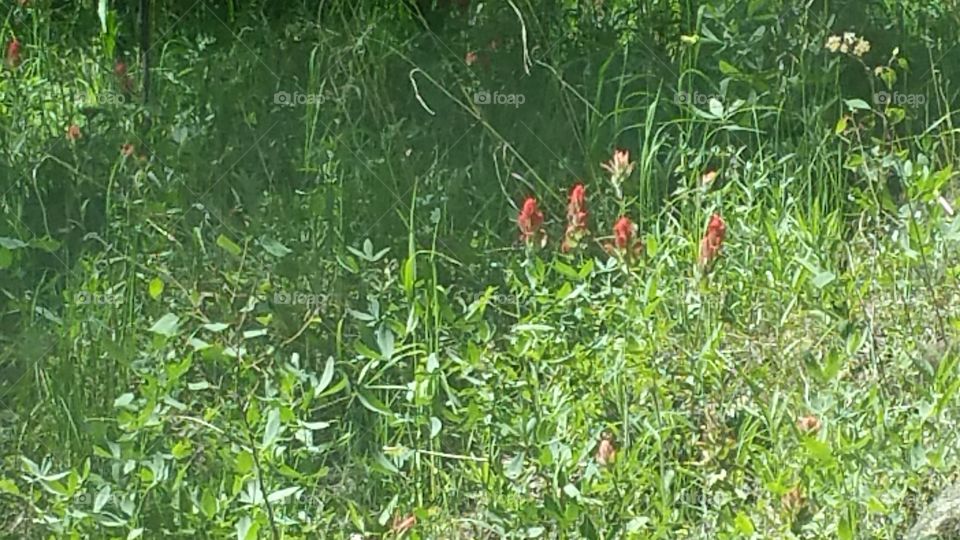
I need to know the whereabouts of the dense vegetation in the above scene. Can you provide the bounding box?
[3,0,960,538]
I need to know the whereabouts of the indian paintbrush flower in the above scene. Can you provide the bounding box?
[6,38,21,69]
[600,149,635,199]
[561,183,589,252]
[517,196,546,247]
[698,213,726,269]
[605,215,643,261]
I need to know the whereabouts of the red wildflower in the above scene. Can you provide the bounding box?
[464,51,478,66]
[698,213,726,269]
[120,143,135,157]
[6,38,21,69]
[606,215,643,260]
[65,124,81,142]
[561,183,589,252]
[517,197,545,247]
[115,60,133,93]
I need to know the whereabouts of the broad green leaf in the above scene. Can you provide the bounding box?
[235,451,254,474]
[260,237,292,258]
[0,237,26,249]
[94,486,111,512]
[803,438,833,464]
[148,313,180,337]
[0,478,20,495]
[734,511,755,534]
[114,393,135,408]
[812,271,836,289]
[718,60,740,75]
[267,486,300,503]
[844,98,871,111]
[216,234,243,257]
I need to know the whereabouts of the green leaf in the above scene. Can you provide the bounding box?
[235,451,254,474]
[734,511,755,534]
[0,478,21,495]
[803,438,834,464]
[260,237,292,258]
[718,60,740,75]
[216,234,243,257]
[315,356,335,396]
[708,98,724,118]
[838,514,854,540]
[30,237,60,252]
[553,260,580,279]
[512,323,554,333]
[235,515,257,540]
[94,486,111,512]
[262,408,281,447]
[356,388,393,416]
[0,237,27,249]
[811,271,836,289]
[203,322,230,332]
[148,278,164,300]
[113,393,135,408]
[377,326,395,360]
[148,313,180,337]
[402,255,416,297]
[97,0,108,34]
[834,116,848,135]
[884,107,906,125]
[267,486,301,503]
[844,98,872,111]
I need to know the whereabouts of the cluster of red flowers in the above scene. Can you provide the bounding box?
[698,213,726,269]
[517,197,545,247]
[6,37,21,69]
[517,187,727,269]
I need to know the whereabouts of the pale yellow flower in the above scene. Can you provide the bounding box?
[825,35,842,53]
[853,38,870,57]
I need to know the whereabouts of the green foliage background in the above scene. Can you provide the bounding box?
[2,0,960,538]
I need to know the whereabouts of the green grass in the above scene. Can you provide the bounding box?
[3,0,960,538]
